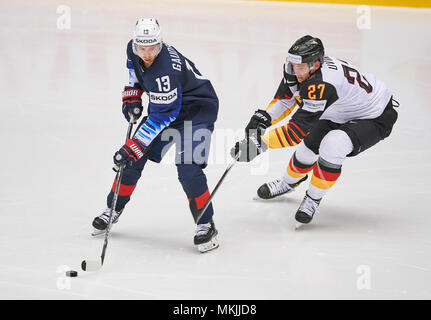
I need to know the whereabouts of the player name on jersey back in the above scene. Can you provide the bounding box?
[166,44,182,71]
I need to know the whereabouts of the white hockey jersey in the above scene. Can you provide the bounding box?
[261,56,393,149]
[295,56,392,124]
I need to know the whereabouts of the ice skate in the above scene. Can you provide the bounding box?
[194,219,219,253]
[256,175,308,200]
[294,193,321,229]
[91,208,123,236]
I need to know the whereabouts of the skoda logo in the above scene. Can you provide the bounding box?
[136,38,156,44]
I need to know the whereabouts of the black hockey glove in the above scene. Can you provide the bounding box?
[245,109,272,139]
[122,86,144,123]
[230,109,271,162]
[230,135,268,162]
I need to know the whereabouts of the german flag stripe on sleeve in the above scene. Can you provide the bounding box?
[286,124,302,145]
[265,98,280,111]
[275,128,286,147]
[272,120,307,147]
[289,121,307,139]
[281,126,294,146]
[271,107,294,126]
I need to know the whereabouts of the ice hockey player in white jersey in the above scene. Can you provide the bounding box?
[231,35,398,227]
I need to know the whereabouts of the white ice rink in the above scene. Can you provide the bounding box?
[1,0,431,299]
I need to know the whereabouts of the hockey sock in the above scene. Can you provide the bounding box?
[189,189,213,224]
[107,167,142,211]
[177,164,214,224]
[307,157,342,200]
[284,152,315,185]
[306,129,352,199]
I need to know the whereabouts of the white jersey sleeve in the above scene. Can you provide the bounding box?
[127,59,140,87]
[265,78,298,125]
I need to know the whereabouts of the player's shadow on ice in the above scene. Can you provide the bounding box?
[250,195,390,233]
[251,195,300,203]
[103,228,199,253]
[292,204,388,232]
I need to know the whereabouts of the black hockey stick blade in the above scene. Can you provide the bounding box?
[81,259,103,272]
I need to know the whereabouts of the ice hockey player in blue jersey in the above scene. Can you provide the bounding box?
[92,18,219,253]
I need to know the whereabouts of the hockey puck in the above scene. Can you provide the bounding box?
[66,270,78,277]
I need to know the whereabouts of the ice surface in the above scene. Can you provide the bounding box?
[0,0,430,299]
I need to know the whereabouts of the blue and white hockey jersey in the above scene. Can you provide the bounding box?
[126,40,219,147]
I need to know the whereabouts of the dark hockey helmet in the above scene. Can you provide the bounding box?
[285,35,324,75]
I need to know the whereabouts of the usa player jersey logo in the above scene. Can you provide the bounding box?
[149,88,178,105]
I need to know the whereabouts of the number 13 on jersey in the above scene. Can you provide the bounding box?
[155,76,170,92]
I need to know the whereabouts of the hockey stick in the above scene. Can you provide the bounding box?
[194,152,241,224]
[81,114,136,272]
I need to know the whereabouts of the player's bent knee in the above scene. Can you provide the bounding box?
[295,141,319,165]
[177,163,204,184]
[319,130,354,165]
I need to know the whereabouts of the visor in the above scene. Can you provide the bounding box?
[285,56,315,76]
[132,42,162,57]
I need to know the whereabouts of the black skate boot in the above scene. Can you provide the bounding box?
[257,175,308,199]
[295,192,321,229]
[92,208,123,236]
[194,219,219,253]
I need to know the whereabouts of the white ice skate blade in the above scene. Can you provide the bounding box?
[197,236,219,253]
[91,229,106,237]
